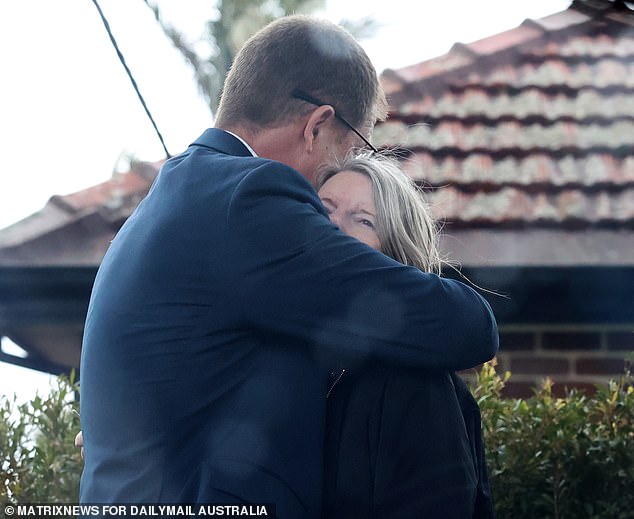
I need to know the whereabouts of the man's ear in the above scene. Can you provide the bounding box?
[303,105,336,153]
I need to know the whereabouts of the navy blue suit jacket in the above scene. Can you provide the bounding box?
[79,129,498,517]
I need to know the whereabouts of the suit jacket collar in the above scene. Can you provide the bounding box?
[191,128,254,157]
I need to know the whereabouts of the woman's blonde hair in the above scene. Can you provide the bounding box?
[317,153,443,275]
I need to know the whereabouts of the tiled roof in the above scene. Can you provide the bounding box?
[377,0,634,263]
[0,162,160,265]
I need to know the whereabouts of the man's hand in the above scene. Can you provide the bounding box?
[75,430,85,460]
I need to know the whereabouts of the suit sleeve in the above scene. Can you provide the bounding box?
[226,162,498,370]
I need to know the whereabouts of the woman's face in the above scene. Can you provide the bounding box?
[317,170,381,250]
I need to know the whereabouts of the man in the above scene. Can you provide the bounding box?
[79,15,498,517]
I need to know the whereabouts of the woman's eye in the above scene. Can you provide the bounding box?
[360,219,375,229]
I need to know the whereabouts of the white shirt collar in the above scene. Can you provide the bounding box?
[224,130,258,157]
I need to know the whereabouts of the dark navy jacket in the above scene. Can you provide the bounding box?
[79,129,498,517]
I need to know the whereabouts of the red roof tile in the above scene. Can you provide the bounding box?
[0,162,160,265]
[377,0,634,253]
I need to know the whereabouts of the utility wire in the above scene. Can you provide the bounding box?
[90,0,172,159]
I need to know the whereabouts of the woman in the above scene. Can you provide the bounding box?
[317,153,494,519]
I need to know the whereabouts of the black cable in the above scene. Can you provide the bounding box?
[90,0,172,159]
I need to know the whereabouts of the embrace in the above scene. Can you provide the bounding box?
[78,15,499,519]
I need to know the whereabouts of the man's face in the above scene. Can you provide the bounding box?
[328,113,375,160]
[304,121,374,185]
[331,129,367,162]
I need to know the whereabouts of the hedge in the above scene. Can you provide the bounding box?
[475,360,633,519]
[1,373,81,502]
[1,363,632,518]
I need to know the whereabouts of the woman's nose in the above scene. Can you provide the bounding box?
[329,211,343,230]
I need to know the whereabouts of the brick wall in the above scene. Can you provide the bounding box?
[462,325,633,398]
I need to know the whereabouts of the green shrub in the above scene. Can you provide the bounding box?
[0,373,81,503]
[474,361,634,519]
[1,365,632,518]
